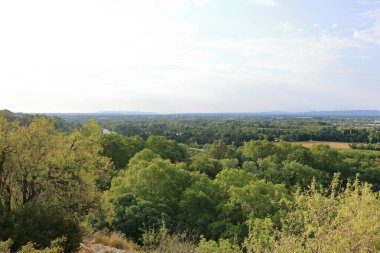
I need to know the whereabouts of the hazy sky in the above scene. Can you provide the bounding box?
[1,0,380,113]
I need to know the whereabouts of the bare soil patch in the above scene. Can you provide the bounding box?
[293,141,350,149]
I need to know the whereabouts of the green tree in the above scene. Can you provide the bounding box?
[244,176,380,253]
[179,173,223,238]
[0,203,80,253]
[310,144,343,174]
[242,140,277,168]
[110,152,192,216]
[0,117,110,213]
[100,134,144,170]
[229,180,289,219]
[110,193,173,241]
[256,160,329,188]
[189,155,223,178]
[220,158,239,169]
[146,136,189,163]
[208,139,228,160]
[215,169,256,192]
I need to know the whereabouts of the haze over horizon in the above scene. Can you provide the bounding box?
[5,109,380,116]
[1,0,380,113]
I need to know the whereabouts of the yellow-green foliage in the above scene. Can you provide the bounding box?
[16,243,63,253]
[0,239,12,253]
[0,117,111,213]
[196,237,240,253]
[142,226,196,253]
[244,175,380,253]
[0,239,63,253]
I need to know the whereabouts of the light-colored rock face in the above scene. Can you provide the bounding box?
[78,242,136,253]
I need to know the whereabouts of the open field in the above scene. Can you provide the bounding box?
[293,141,351,149]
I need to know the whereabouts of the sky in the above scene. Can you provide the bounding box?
[0,0,380,113]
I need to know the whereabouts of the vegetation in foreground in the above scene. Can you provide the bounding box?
[0,113,379,252]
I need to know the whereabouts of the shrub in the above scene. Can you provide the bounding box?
[93,230,135,250]
[196,237,240,253]
[0,203,81,253]
[243,175,380,253]
[0,239,64,253]
[142,225,196,253]
[0,239,13,253]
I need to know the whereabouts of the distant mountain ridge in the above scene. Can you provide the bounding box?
[251,110,380,117]
[96,111,157,115]
[45,111,157,116]
[2,109,380,118]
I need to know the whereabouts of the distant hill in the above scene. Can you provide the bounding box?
[2,109,380,119]
[254,110,380,117]
[45,111,157,118]
[0,109,28,120]
[96,111,157,115]
[155,110,380,118]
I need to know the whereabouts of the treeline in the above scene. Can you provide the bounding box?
[351,142,380,151]
[0,116,380,252]
[4,110,380,145]
[97,117,380,145]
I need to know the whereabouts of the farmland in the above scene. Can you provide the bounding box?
[293,141,351,149]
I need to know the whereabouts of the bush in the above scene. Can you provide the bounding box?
[0,239,13,253]
[142,225,196,253]
[0,239,63,253]
[196,237,240,253]
[243,175,380,253]
[0,203,81,253]
[93,230,135,250]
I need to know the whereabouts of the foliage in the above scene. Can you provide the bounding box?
[229,180,289,219]
[0,239,12,253]
[207,139,228,159]
[244,175,380,253]
[110,193,173,241]
[0,203,80,252]
[242,140,277,166]
[189,155,223,178]
[0,116,111,252]
[0,117,111,213]
[1,112,380,252]
[93,230,136,250]
[100,133,144,169]
[141,225,196,253]
[0,238,65,253]
[179,174,223,238]
[110,153,191,212]
[214,169,256,191]
[196,237,240,253]
[94,115,380,145]
[257,160,330,188]
[108,151,193,239]
[146,136,189,163]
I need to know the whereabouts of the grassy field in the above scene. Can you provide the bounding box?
[293,141,351,149]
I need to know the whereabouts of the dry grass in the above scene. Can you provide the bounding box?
[77,247,92,253]
[83,229,196,253]
[93,230,135,251]
[149,234,196,253]
[293,141,350,149]
[108,233,132,250]
[141,226,196,253]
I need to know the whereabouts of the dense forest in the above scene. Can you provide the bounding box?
[57,114,380,145]
[0,111,379,252]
